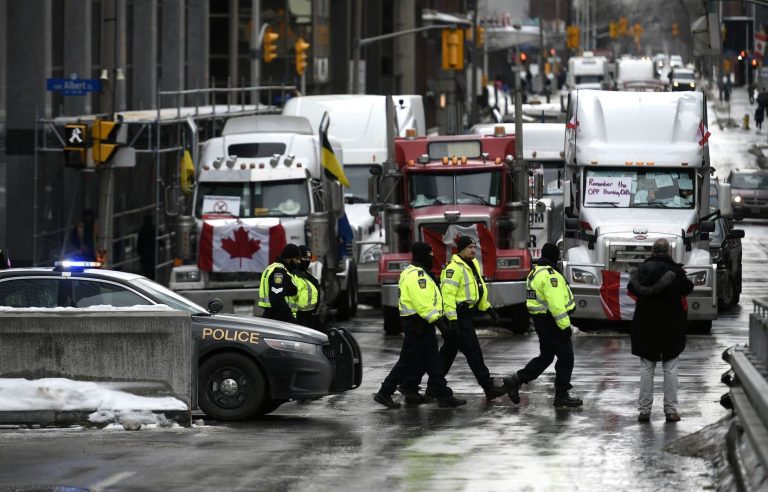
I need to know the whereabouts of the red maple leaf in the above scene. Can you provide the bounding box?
[220,226,261,268]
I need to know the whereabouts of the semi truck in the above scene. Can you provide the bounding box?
[567,52,608,90]
[561,90,731,332]
[169,115,359,320]
[371,126,532,334]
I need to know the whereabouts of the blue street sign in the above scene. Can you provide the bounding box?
[46,78,102,96]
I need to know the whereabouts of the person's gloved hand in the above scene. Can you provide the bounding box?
[447,319,460,335]
[487,307,500,323]
[435,317,449,337]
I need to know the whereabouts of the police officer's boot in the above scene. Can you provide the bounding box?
[482,380,508,401]
[438,395,468,408]
[373,391,401,409]
[553,391,583,408]
[398,385,428,405]
[502,373,523,404]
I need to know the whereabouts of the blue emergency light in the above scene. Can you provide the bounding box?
[54,260,102,272]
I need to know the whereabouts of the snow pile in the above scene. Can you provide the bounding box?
[0,378,188,412]
[88,409,179,429]
[0,304,175,312]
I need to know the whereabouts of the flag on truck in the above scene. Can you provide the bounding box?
[198,222,286,272]
[321,129,350,187]
[423,223,496,276]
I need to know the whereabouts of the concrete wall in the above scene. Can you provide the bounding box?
[0,311,194,407]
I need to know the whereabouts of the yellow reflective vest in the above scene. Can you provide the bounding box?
[289,273,319,315]
[526,264,575,330]
[258,262,297,309]
[398,264,443,323]
[440,255,491,321]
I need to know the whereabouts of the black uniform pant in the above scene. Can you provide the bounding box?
[263,307,295,324]
[425,306,493,393]
[517,314,574,392]
[296,311,323,332]
[381,315,452,399]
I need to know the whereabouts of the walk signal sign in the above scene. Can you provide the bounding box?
[91,119,119,165]
[64,123,88,168]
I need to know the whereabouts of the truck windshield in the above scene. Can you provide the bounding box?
[409,171,502,208]
[345,165,380,203]
[584,169,695,209]
[575,75,603,84]
[530,162,564,195]
[196,179,310,217]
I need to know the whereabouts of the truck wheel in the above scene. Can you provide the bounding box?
[508,304,530,334]
[383,306,402,335]
[198,353,267,421]
[336,267,358,321]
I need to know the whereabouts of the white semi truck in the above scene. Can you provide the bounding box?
[281,94,425,304]
[567,52,608,90]
[561,90,731,332]
[170,115,359,319]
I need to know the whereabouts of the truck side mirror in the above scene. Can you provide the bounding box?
[700,220,715,233]
[565,217,580,230]
[728,229,745,239]
[368,174,381,204]
[563,179,572,209]
[330,180,344,215]
[718,182,733,218]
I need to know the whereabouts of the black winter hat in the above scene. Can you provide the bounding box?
[411,241,433,267]
[281,243,301,259]
[456,235,475,253]
[298,245,312,260]
[541,243,560,262]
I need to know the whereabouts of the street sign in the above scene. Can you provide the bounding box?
[46,78,102,96]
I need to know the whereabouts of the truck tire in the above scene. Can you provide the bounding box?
[198,353,267,421]
[336,266,358,321]
[508,304,530,334]
[383,306,402,335]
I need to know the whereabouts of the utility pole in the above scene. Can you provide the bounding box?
[250,0,260,102]
[470,7,479,125]
[352,0,363,94]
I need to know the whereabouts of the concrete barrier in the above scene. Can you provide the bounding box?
[0,311,194,423]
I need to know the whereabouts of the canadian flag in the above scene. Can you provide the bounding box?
[755,32,767,59]
[599,270,637,320]
[697,120,711,147]
[198,221,286,273]
[566,115,579,130]
[422,223,496,276]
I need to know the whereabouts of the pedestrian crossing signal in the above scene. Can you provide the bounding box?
[91,119,119,164]
[64,123,88,168]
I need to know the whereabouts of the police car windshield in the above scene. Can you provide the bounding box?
[196,180,310,217]
[131,278,209,314]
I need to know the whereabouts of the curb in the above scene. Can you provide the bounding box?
[0,409,191,428]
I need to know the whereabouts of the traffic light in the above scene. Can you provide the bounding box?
[566,25,580,50]
[519,52,528,64]
[633,23,644,45]
[263,26,279,63]
[752,58,759,68]
[618,17,629,37]
[64,123,88,168]
[295,37,310,76]
[91,119,119,165]
[672,22,679,37]
[609,22,618,40]
[441,28,464,70]
[476,26,485,48]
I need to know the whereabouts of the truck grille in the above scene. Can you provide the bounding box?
[608,243,653,273]
[742,196,768,206]
[419,221,487,238]
[209,272,263,284]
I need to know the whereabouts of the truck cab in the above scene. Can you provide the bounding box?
[567,52,608,90]
[562,90,728,331]
[373,131,532,334]
[170,115,357,319]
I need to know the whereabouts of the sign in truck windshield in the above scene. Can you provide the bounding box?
[202,196,242,215]
[428,140,482,159]
[584,169,695,209]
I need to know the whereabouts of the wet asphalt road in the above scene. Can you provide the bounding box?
[0,220,765,491]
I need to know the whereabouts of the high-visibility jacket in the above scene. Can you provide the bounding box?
[289,272,319,315]
[526,263,575,330]
[398,264,443,323]
[440,254,491,321]
[258,261,297,310]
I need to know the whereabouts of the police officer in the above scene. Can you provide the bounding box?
[259,244,301,323]
[423,236,506,401]
[289,245,320,329]
[503,243,583,407]
[373,242,466,409]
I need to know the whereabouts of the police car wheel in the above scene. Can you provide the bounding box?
[198,353,266,421]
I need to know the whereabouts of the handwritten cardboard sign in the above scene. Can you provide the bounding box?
[585,177,632,207]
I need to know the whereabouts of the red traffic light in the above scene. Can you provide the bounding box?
[520,52,528,62]
[752,58,758,67]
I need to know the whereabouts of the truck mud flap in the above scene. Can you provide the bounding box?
[325,328,363,392]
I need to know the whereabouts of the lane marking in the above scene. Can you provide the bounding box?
[90,471,136,491]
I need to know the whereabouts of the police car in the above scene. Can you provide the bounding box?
[0,261,362,421]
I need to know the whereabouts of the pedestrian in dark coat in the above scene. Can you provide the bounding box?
[755,105,764,131]
[627,238,694,423]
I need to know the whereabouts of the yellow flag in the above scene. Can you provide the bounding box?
[180,149,195,195]
[321,131,350,187]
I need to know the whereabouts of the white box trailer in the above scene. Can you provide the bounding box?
[562,90,732,331]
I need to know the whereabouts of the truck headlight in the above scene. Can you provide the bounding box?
[496,257,521,269]
[686,271,708,286]
[361,244,382,264]
[264,338,319,355]
[175,270,201,282]
[733,195,742,203]
[387,260,409,272]
[571,268,597,285]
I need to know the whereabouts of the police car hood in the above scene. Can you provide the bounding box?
[200,313,327,344]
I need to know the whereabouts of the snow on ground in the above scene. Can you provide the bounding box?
[0,378,188,416]
[0,305,175,312]
[707,86,766,177]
